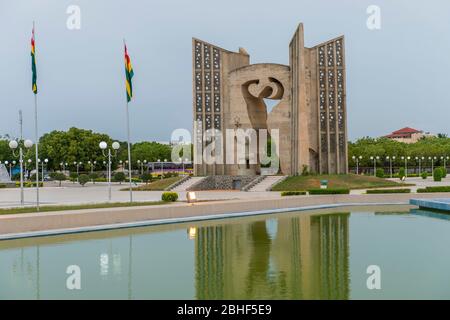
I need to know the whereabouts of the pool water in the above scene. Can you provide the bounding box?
[1,205,450,300]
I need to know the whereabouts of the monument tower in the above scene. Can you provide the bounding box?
[193,23,348,176]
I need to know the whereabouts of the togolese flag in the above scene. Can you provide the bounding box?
[31,26,37,94]
[124,43,134,102]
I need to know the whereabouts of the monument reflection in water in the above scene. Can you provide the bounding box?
[195,214,349,300]
[0,212,350,299]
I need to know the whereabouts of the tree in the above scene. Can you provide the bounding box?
[89,172,99,183]
[398,167,406,180]
[50,172,66,187]
[69,172,78,183]
[433,168,443,182]
[78,174,90,187]
[127,141,172,164]
[114,172,126,184]
[140,173,152,184]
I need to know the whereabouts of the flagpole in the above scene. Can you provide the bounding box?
[33,21,40,211]
[124,39,133,203]
[126,101,133,203]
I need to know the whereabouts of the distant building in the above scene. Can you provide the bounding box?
[384,127,435,144]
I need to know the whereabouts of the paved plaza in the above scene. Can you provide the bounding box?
[0,182,283,208]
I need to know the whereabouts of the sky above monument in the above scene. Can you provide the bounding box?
[1,0,449,142]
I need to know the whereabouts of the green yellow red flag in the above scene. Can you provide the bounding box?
[124,43,134,102]
[31,26,37,94]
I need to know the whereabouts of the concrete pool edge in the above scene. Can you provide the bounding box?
[0,200,414,240]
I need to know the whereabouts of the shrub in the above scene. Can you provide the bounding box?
[114,172,126,184]
[50,172,66,187]
[78,174,90,186]
[375,168,384,178]
[367,188,411,194]
[89,172,99,183]
[398,167,406,180]
[308,188,350,195]
[69,172,78,183]
[140,173,152,184]
[301,165,309,176]
[0,184,6,188]
[421,172,428,179]
[12,173,21,181]
[95,177,107,182]
[417,186,450,193]
[161,191,178,202]
[441,167,447,178]
[433,168,443,182]
[281,191,307,196]
[162,172,179,179]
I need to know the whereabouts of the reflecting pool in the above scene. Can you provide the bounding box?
[1,205,450,299]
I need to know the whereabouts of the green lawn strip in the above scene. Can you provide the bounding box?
[0,201,168,216]
[272,174,412,191]
[122,176,182,191]
[417,186,450,193]
[366,188,411,194]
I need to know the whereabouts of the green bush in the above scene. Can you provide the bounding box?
[398,167,406,180]
[375,168,384,178]
[114,172,126,184]
[441,167,447,178]
[78,174,90,186]
[140,173,152,184]
[69,172,78,183]
[417,186,450,193]
[301,165,309,176]
[24,182,43,188]
[50,172,67,187]
[0,184,6,188]
[162,172,179,179]
[433,168,443,182]
[421,172,428,179]
[367,188,411,194]
[95,177,107,182]
[308,188,350,195]
[161,191,178,202]
[281,191,307,196]
[89,172,99,183]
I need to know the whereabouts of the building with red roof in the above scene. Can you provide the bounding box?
[384,127,434,143]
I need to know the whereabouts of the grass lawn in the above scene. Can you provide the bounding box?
[271,174,411,191]
[0,201,169,216]
[128,176,183,191]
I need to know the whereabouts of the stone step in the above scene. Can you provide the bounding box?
[172,177,206,191]
[248,175,288,192]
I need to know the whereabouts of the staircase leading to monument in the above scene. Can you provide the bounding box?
[170,176,207,192]
[247,175,288,192]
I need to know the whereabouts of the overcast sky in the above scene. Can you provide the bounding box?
[1,0,450,142]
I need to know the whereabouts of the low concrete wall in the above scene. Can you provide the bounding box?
[0,192,447,237]
[188,175,257,191]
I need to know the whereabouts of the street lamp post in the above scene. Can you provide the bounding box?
[386,156,396,178]
[9,139,34,206]
[157,159,162,179]
[441,156,449,175]
[370,156,379,176]
[351,156,362,175]
[401,156,410,178]
[100,141,120,201]
[429,157,437,174]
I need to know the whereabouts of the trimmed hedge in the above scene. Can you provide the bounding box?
[367,188,411,194]
[0,184,6,188]
[161,191,179,202]
[308,188,350,195]
[417,186,450,193]
[281,191,307,196]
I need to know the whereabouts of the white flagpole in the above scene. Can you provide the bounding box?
[124,39,133,203]
[33,21,40,211]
